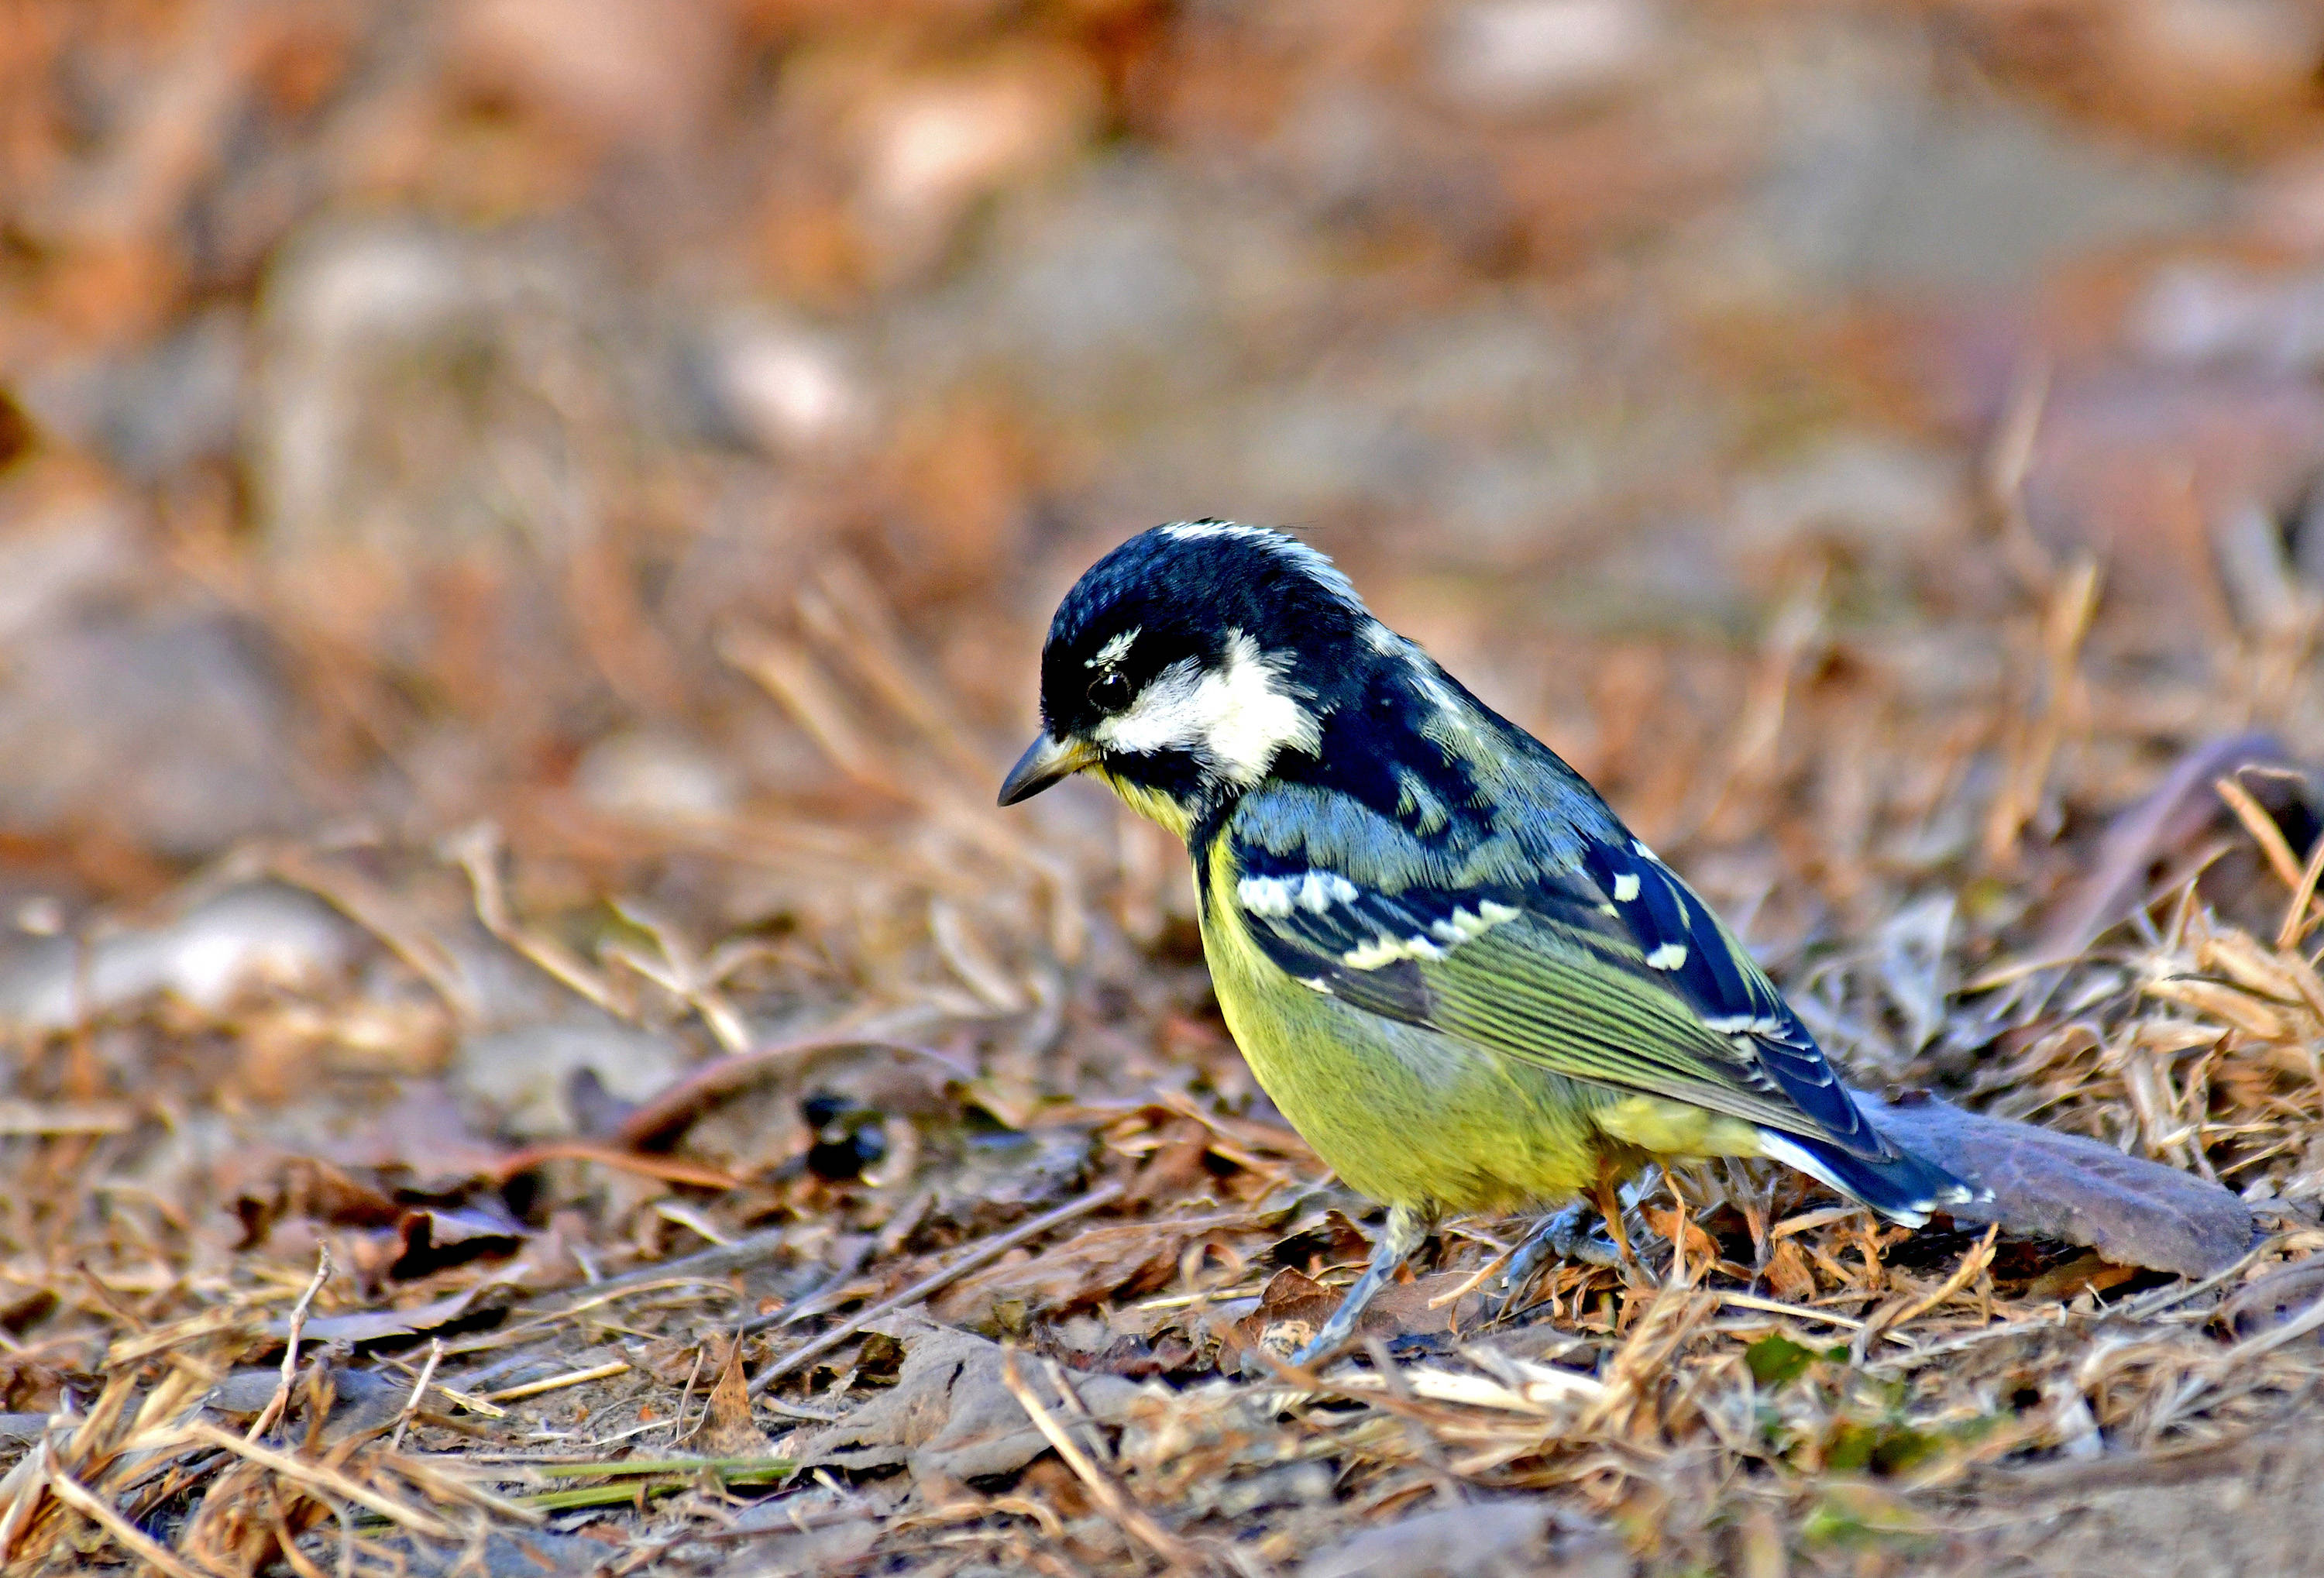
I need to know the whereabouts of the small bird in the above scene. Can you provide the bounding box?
[1000,522,1974,1361]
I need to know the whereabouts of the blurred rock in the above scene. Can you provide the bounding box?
[0,486,140,646]
[1738,46,2229,297]
[691,311,871,457]
[842,46,1103,284]
[1435,0,1669,115]
[0,607,315,854]
[455,1016,692,1139]
[1730,436,1965,562]
[572,729,742,823]
[2131,262,2324,371]
[0,885,357,1033]
[2020,370,2324,645]
[15,308,246,481]
[896,156,1242,422]
[454,0,731,153]
[250,219,633,562]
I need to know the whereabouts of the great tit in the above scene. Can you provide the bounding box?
[1001,522,1973,1360]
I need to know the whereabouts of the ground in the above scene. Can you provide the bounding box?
[5,2,2324,1574]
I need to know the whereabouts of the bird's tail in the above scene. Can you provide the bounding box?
[1754,1129,1983,1229]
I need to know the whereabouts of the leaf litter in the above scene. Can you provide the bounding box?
[9,2,2324,1575]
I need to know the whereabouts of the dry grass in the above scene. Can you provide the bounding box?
[0,545,2318,1578]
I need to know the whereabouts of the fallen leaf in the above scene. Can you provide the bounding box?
[929,1219,1217,1331]
[786,1312,1150,1481]
[2031,733,2314,964]
[1297,1496,1624,1578]
[1863,1091,2255,1277]
[280,1290,496,1345]
[1208,1266,1483,1373]
[2222,1260,2324,1341]
[695,1337,774,1457]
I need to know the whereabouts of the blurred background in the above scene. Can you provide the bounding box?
[5,0,2324,1146]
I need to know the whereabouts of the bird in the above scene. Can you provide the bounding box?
[999,521,1976,1362]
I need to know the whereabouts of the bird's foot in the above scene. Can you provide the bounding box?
[1489,1203,1619,1322]
[1283,1204,1432,1369]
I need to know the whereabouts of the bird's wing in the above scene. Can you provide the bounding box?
[1219,786,1892,1159]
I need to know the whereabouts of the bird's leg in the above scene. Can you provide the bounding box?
[1290,1204,1433,1367]
[1590,1157,1635,1266]
[1490,1202,1621,1320]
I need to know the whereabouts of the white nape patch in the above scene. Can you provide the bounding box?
[1645,942,1689,971]
[1160,521,1362,608]
[1093,631,1321,786]
[1756,1130,1930,1226]
[1610,873,1641,902]
[1088,628,1140,668]
[1238,870,1360,917]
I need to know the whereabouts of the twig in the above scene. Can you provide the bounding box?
[1362,1339,1466,1507]
[2281,826,2324,951]
[250,1246,332,1442]
[45,1446,222,1578]
[749,1183,1124,1395]
[2216,775,2310,896]
[1852,1223,1999,1364]
[177,1422,457,1538]
[389,1339,443,1452]
[999,1348,1205,1575]
[484,1360,631,1403]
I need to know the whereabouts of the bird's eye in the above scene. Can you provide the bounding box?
[1088,671,1133,713]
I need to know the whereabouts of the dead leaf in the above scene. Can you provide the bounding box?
[695,1337,774,1457]
[280,1291,493,1345]
[1296,1497,1625,1578]
[929,1219,1208,1331]
[1863,1091,2255,1277]
[1763,1238,1819,1303]
[786,1312,1150,1481]
[2223,1260,2324,1341]
[2032,732,2312,964]
[1208,1266,1482,1373]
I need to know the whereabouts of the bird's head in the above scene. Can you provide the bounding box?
[998,522,1374,836]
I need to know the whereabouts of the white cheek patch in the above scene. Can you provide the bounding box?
[1092,658,1205,755]
[1093,633,1321,786]
[1199,633,1322,783]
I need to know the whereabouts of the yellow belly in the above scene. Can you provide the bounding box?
[1198,861,1766,1213]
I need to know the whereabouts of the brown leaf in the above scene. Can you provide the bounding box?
[1762,1239,1819,1304]
[2222,1260,2324,1341]
[929,1218,1227,1332]
[2030,732,2306,965]
[787,1312,1147,1481]
[1864,1091,2256,1277]
[1209,1266,1480,1373]
[696,1337,774,1458]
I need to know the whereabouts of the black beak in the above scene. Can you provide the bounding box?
[998,732,1099,806]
